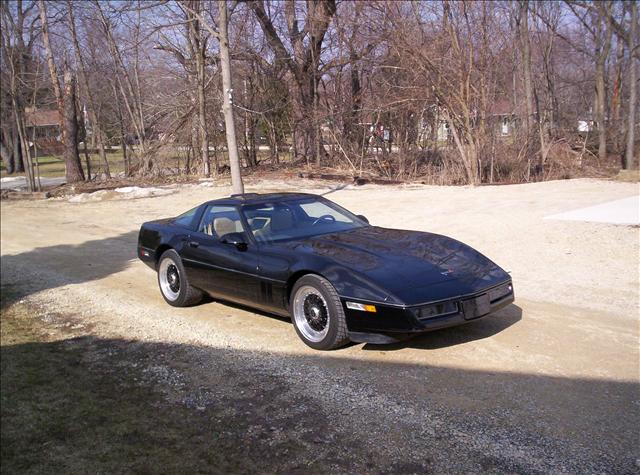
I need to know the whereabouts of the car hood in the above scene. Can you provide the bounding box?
[290,226,510,305]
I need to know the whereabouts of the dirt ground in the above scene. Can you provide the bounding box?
[1,177,639,473]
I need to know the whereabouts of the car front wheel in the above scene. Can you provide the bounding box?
[291,274,350,350]
[157,249,203,307]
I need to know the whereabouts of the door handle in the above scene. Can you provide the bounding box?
[188,241,200,248]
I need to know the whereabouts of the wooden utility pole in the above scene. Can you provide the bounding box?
[218,0,243,194]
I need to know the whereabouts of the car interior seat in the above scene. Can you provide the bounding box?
[254,206,294,240]
[213,216,238,237]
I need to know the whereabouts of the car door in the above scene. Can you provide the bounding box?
[242,203,296,315]
[180,204,260,306]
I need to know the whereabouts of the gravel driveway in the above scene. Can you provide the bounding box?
[1,177,638,473]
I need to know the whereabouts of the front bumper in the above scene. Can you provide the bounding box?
[342,281,514,343]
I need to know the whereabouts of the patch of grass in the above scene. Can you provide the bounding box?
[1,153,126,179]
[0,294,243,473]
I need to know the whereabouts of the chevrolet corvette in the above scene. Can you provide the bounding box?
[138,192,514,349]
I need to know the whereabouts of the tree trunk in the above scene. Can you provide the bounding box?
[67,0,110,177]
[290,86,317,162]
[13,125,24,173]
[111,80,129,176]
[187,1,210,177]
[219,0,243,194]
[0,141,12,173]
[190,117,201,170]
[267,121,279,164]
[14,108,35,191]
[542,34,558,134]
[242,78,258,168]
[518,1,535,135]
[38,0,63,125]
[625,2,637,170]
[40,0,83,181]
[349,60,362,149]
[197,66,210,176]
[63,70,85,183]
[1,126,16,173]
[595,4,613,162]
[611,36,625,153]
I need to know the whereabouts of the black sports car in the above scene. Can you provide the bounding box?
[138,192,514,350]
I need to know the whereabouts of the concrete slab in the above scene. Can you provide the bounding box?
[544,195,640,225]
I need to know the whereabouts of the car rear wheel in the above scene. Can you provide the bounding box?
[291,274,350,350]
[157,249,203,307]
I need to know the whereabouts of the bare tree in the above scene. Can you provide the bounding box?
[95,0,151,172]
[594,2,613,162]
[2,0,633,187]
[249,0,337,165]
[517,1,535,135]
[180,0,243,192]
[0,0,35,176]
[38,0,84,183]
[62,67,85,182]
[184,0,212,176]
[67,0,110,177]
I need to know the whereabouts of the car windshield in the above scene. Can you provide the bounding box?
[241,197,367,243]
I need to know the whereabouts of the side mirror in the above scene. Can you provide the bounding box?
[220,232,248,251]
[356,214,369,224]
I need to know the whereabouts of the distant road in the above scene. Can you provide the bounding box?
[0,176,66,191]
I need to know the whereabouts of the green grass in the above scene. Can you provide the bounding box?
[0,152,127,179]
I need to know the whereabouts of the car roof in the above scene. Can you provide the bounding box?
[204,192,319,207]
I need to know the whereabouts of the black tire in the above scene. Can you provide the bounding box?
[290,274,350,350]
[157,249,203,307]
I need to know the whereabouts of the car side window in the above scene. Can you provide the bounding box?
[197,205,244,238]
[173,206,199,228]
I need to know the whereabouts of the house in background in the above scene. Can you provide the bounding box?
[488,99,518,137]
[419,100,521,145]
[24,107,64,155]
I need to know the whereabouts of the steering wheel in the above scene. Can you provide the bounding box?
[311,214,336,226]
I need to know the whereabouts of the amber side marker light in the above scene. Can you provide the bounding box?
[346,302,377,313]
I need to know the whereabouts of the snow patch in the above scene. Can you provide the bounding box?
[69,186,175,203]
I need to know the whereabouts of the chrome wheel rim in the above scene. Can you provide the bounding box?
[159,258,180,301]
[293,285,329,342]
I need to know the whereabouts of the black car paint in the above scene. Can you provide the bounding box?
[138,193,514,342]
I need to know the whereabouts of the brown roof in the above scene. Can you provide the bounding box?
[487,98,533,117]
[488,99,514,116]
[25,108,60,127]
